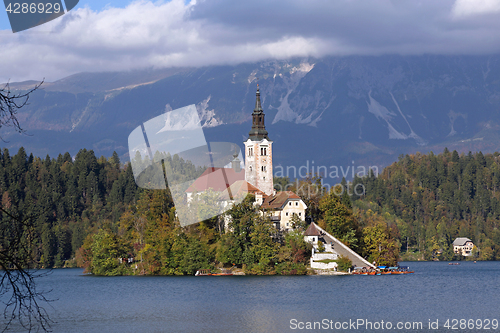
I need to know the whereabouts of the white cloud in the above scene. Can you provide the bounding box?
[1,0,500,83]
[453,0,500,17]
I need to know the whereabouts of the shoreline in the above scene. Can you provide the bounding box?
[312,269,350,275]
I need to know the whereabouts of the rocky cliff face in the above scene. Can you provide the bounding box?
[4,55,500,176]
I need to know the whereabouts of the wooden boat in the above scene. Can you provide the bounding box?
[352,265,414,275]
[195,269,233,276]
[195,269,211,276]
[385,266,414,274]
[352,267,367,275]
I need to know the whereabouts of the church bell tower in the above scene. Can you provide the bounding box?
[244,84,273,195]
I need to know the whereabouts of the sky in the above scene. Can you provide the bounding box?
[1,0,500,83]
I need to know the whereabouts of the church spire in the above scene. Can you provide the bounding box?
[254,84,263,113]
[248,84,269,141]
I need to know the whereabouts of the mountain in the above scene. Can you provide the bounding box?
[3,55,500,184]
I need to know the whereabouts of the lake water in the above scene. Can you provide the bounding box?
[3,261,500,332]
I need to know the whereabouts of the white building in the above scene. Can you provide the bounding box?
[260,191,307,231]
[453,237,475,256]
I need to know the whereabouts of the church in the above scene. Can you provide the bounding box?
[186,85,307,231]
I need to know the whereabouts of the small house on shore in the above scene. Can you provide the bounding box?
[453,237,475,256]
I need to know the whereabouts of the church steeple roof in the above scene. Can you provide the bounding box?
[248,84,270,141]
[254,84,263,113]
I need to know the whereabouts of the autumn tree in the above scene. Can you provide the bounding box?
[319,185,362,249]
[358,211,400,266]
[89,229,128,276]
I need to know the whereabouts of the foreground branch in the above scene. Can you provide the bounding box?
[0,80,43,140]
[0,205,53,332]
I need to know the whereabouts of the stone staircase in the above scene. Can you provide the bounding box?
[313,223,375,269]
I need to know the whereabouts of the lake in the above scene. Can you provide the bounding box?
[3,261,500,332]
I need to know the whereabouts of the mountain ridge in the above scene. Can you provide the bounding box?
[3,54,500,180]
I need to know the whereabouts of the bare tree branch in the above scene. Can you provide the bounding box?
[0,80,44,141]
[0,79,53,331]
[0,183,54,333]
[0,263,54,332]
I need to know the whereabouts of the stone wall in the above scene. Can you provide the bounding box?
[310,258,338,270]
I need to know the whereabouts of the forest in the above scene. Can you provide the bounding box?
[0,147,312,275]
[1,147,499,276]
[351,148,500,261]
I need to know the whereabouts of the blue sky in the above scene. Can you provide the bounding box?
[1,0,500,83]
[0,0,132,30]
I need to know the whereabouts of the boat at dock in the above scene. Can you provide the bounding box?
[195,269,233,276]
[352,266,414,275]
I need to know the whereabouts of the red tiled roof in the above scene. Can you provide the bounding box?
[260,191,301,210]
[219,180,265,200]
[185,167,245,193]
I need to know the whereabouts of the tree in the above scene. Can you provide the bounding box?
[217,195,258,266]
[249,216,278,266]
[0,81,42,140]
[275,230,311,275]
[319,186,361,249]
[0,206,52,331]
[89,229,126,276]
[1,81,52,332]
[359,212,400,266]
[335,255,352,272]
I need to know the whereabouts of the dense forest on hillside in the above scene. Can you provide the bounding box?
[351,148,500,261]
[0,147,313,275]
[0,148,138,268]
[2,147,500,277]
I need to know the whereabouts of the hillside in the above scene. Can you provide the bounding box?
[352,148,500,261]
